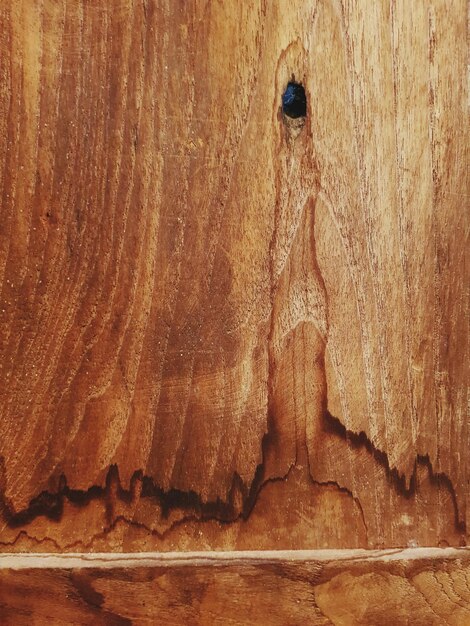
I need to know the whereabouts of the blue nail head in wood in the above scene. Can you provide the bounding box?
[282,82,307,119]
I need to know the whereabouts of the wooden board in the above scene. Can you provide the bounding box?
[1,549,470,625]
[0,0,468,556]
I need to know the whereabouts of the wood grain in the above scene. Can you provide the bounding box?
[0,549,470,625]
[0,0,468,552]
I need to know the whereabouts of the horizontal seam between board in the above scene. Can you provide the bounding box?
[0,547,469,569]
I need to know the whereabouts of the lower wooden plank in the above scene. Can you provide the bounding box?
[0,549,469,625]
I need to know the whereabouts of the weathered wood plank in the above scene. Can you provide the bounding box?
[1,549,469,625]
[0,0,468,552]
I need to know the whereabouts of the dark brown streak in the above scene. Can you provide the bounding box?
[323,410,466,535]
[0,435,290,533]
[0,407,465,542]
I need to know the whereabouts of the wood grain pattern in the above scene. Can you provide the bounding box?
[1,549,470,625]
[0,0,468,552]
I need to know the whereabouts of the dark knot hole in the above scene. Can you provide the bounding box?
[282,81,307,119]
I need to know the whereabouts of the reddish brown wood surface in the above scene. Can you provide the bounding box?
[0,0,468,554]
[1,549,470,625]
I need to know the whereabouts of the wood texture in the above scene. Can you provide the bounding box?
[1,549,470,625]
[0,0,468,553]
